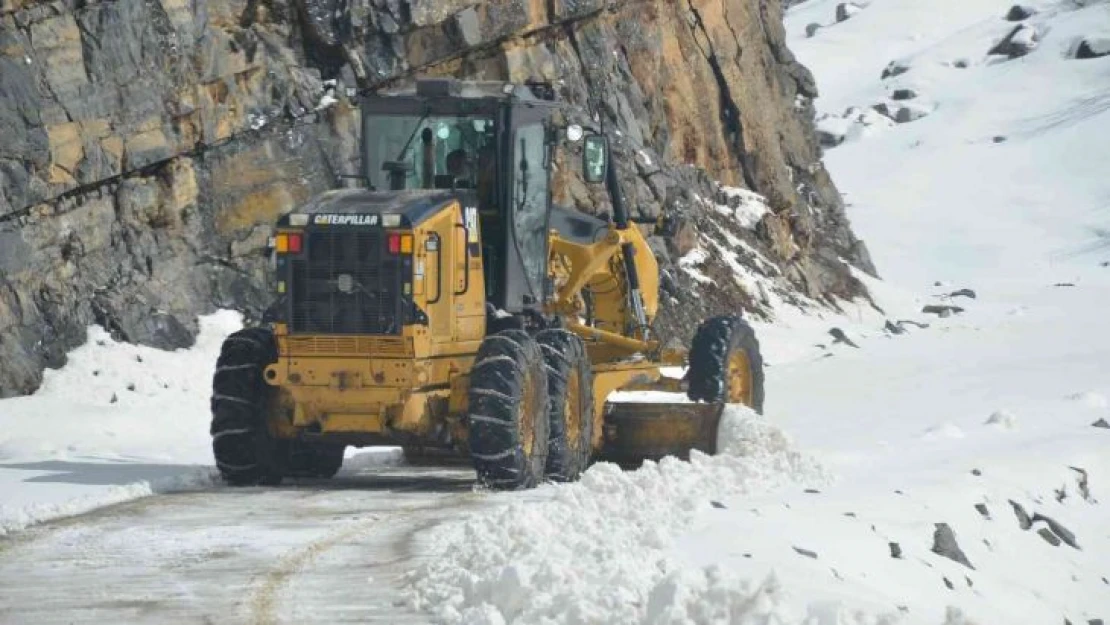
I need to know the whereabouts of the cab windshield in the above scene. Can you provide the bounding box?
[363,114,496,192]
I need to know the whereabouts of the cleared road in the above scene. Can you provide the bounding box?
[0,466,486,624]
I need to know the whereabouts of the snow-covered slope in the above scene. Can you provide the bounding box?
[790,0,1110,288]
[404,1,1110,623]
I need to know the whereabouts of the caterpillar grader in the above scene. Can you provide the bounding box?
[209,79,764,489]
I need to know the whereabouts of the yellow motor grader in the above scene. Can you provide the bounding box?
[210,79,764,488]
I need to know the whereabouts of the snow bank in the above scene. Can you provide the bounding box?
[0,468,218,537]
[0,311,242,534]
[406,407,829,624]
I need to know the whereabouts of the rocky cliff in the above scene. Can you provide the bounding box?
[0,0,873,397]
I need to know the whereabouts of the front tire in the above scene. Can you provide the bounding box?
[686,315,765,412]
[467,330,550,490]
[537,329,594,481]
[210,328,288,486]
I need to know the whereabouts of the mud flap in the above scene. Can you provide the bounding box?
[597,401,724,467]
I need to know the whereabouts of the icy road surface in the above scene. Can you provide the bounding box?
[0,466,478,624]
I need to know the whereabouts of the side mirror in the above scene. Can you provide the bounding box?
[583,135,608,184]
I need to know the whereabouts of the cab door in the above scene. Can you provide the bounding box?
[503,107,552,312]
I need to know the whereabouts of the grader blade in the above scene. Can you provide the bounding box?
[597,401,724,467]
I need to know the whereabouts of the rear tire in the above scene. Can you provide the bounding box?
[537,329,594,481]
[210,328,288,486]
[287,442,345,479]
[467,330,550,490]
[686,315,765,412]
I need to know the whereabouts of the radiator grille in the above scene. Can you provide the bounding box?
[289,229,403,334]
[281,336,412,356]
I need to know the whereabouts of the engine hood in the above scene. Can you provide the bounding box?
[276,189,463,229]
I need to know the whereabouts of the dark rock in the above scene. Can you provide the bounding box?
[844,512,857,517]
[953,59,970,68]
[899,320,930,329]
[972,468,982,476]
[943,576,954,590]
[872,103,897,119]
[1032,513,1080,549]
[829,327,859,348]
[891,89,918,101]
[989,24,1039,59]
[922,305,965,317]
[975,503,991,520]
[1070,466,1092,502]
[885,320,906,335]
[889,542,902,559]
[1005,5,1035,21]
[1010,500,1033,530]
[804,488,821,494]
[126,383,136,392]
[993,136,1008,143]
[931,523,975,569]
[110,393,118,404]
[1092,418,1109,429]
[818,129,846,148]
[1090,620,1105,625]
[806,23,822,38]
[1037,527,1062,546]
[949,288,977,299]
[710,500,727,509]
[966,576,974,587]
[881,60,911,80]
[792,546,818,559]
[1055,283,1076,287]
[835,2,861,22]
[895,105,929,124]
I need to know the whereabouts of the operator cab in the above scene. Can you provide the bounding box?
[358,79,600,317]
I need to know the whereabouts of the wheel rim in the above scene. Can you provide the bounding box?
[519,369,537,457]
[727,350,753,405]
[565,371,582,450]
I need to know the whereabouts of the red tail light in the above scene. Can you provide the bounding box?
[388,233,401,254]
[288,233,302,254]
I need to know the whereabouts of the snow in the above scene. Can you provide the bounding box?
[406,407,830,624]
[406,0,1110,622]
[0,0,1108,622]
[0,311,400,535]
[315,93,339,111]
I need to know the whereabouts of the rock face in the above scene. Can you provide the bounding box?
[0,0,873,397]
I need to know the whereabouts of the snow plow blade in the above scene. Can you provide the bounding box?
[597,401,724,467]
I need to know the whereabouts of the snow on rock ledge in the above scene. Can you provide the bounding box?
[404,408,828,624]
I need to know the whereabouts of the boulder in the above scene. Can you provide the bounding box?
[836,2,862,23]
[881,60,911,79]
[891,88,919,101]
[1005,5,1035,21]
[895,103,931,123]
[1076,38,1110,60]
[989,24,1039,59]
[931,523,975,569]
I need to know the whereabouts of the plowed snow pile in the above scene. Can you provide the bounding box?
[406,408,830,624]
